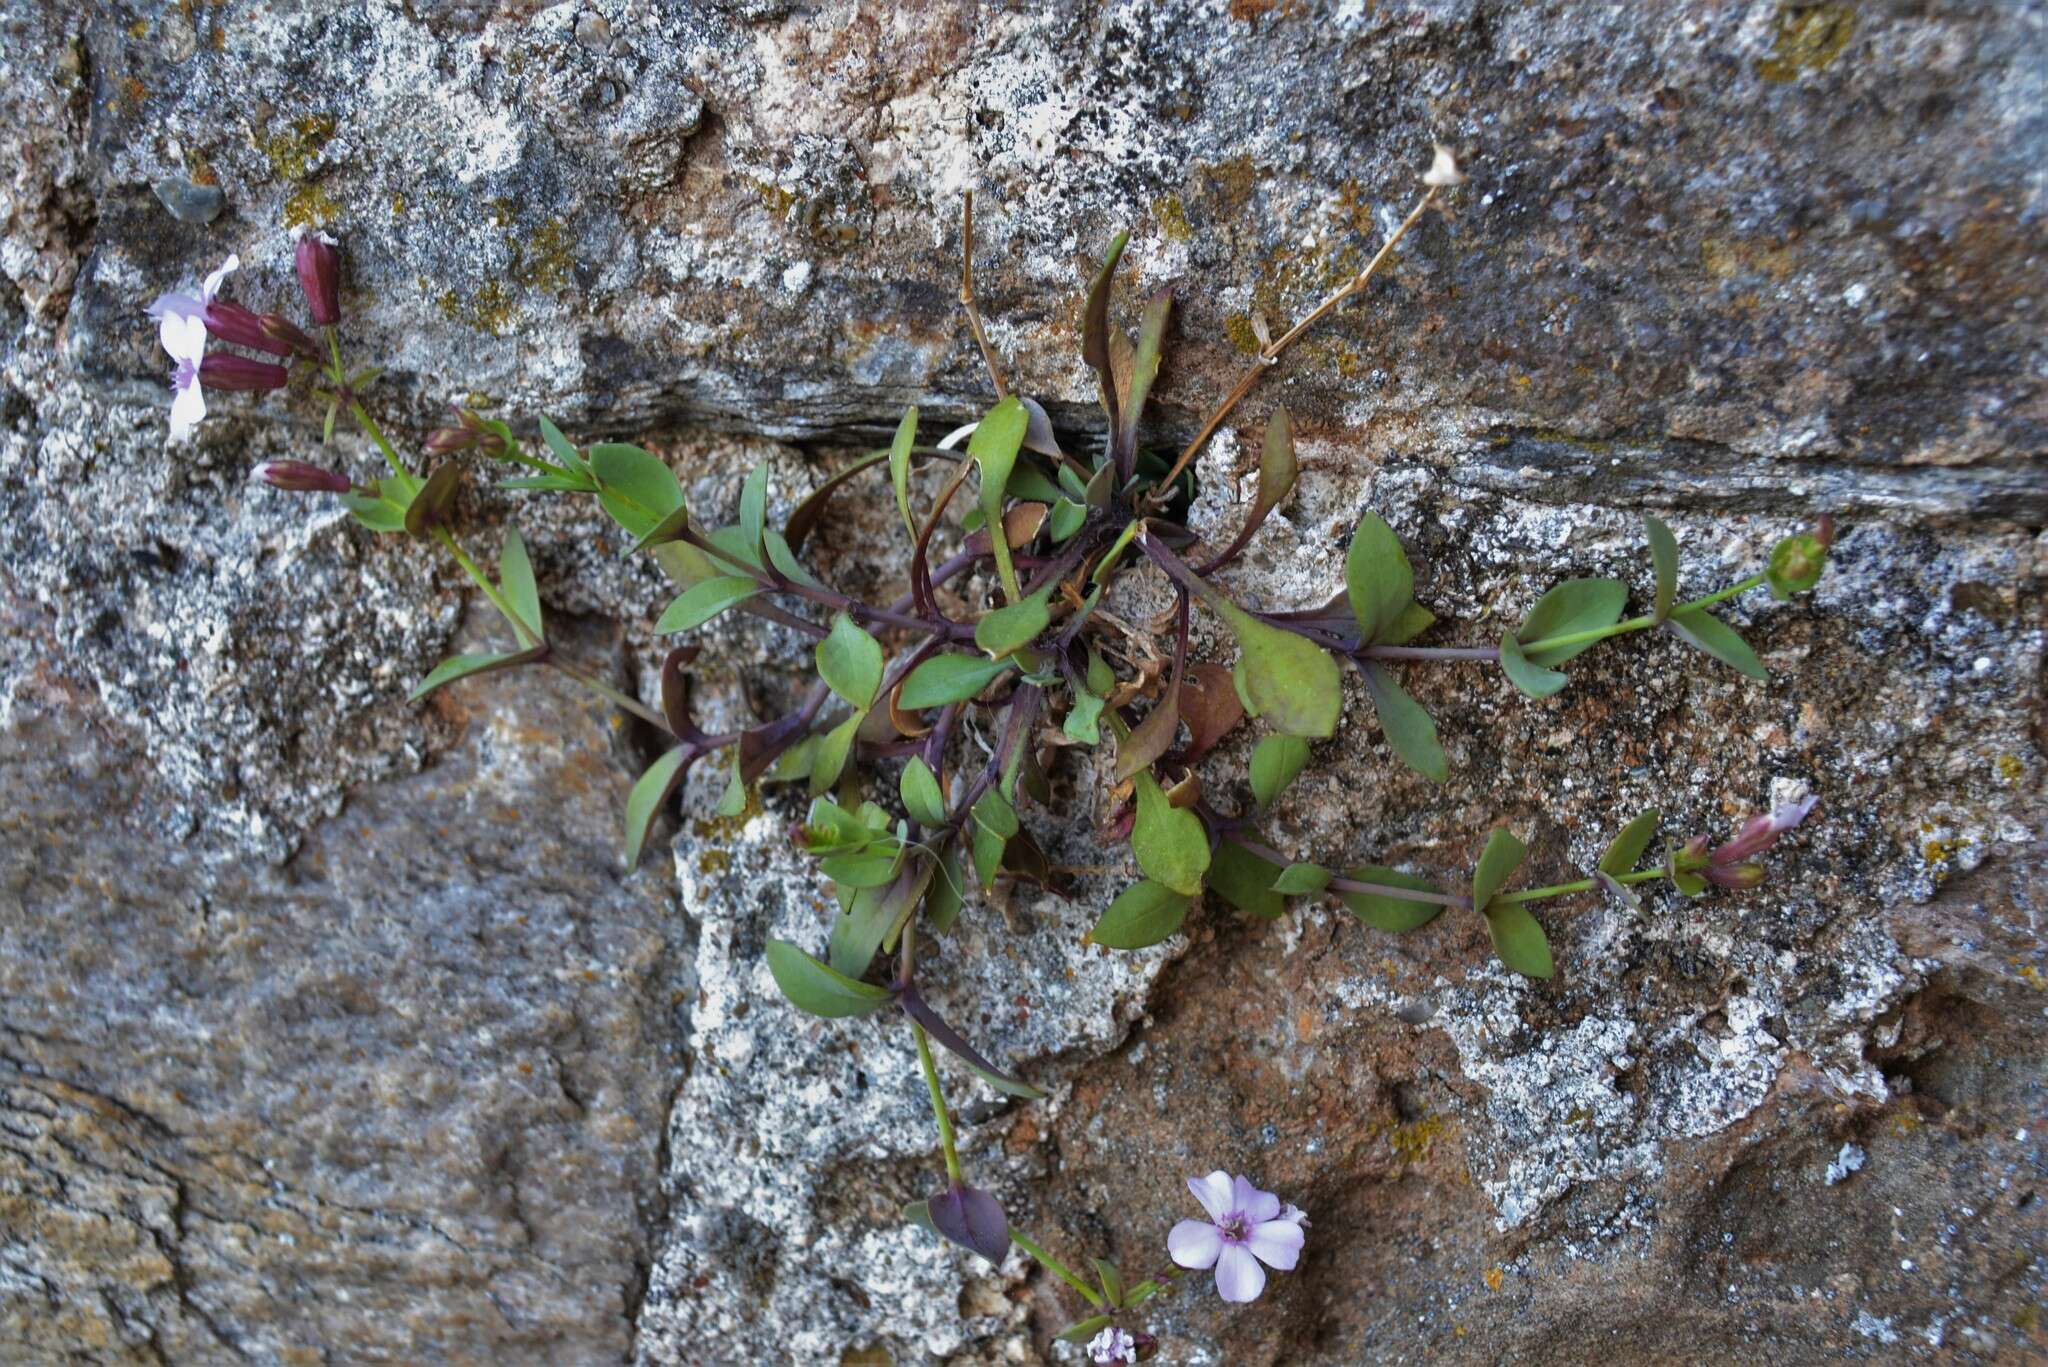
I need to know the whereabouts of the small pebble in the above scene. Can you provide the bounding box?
[153,176,225,224]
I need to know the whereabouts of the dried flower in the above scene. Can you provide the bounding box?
[294,227,341,326]
[1166,1171,1304,1303]
[254,460,351,494]
[1422,142,1467,188]
[1086,1326,1137,1365]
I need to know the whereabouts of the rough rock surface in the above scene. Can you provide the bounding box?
[2,1,2044,1364]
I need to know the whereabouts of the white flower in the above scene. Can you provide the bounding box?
[159,312,208,440]
[1422,143,1467,188]
[1086,1325,1137,1365]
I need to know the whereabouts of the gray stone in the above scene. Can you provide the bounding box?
[150,176,224,225]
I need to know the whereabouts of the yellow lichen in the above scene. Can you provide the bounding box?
[1757,3,1856,83]
[259,113,337,183]
[1222,314,1263,355]
[1995,754,2023,783]
[512,218,575,293]
[1152,193,1192,242]
[1484,1267,1504,1292]
[437,282,518,336]
[282,182,339,229]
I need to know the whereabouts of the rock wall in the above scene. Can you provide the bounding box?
[2,1,2042,1363]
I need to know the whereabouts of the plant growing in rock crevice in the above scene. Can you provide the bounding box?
[154,144,1827,1351]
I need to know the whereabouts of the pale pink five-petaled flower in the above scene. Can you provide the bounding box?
[1167,1171,1304,1303]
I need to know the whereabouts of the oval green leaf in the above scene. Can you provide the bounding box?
[1338,865,1447,932]
[1088,879,1190,949]
[1484,900,1555,979]
[898,654,1014,709]
[655,576,760,634]
[1345,511,1415,646]
[1598,808,1660,877]
[1207,840,1285,920]
[1498,632,1568,699]
[1220,603,1342,738]
[817,613,884,709]
[974,587,1052,659]
[1249,734,1310,808]
[764,939,896,1017]
[590,443,685,540]
[1646,516,1679,624]
[1360,662,1447,782]
[899,757,946,826]
[1131,771,1209,895]
[1517,578,1628,667]
[1271,862,1332,895]
[1667,607,1767,680]
[407,649,537,703]
[1472,828,1527,911]
[499,526,543,642]
[623,746,689,868]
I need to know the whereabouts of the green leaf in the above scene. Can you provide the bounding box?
[1005,461,1064,504]
[1125,1279,1162,1307]
[1646,516,1679,624]
[714,761,747,817]
[970,395,1030,602]
[1380,601,1437,646]
[809,710,864,795]
[889,406,918,542]
[974,586,1051,659]
[925,847,965,932]
[341,478,412,533]
[1047,497,1087,542]
[971,822,1006,890]
[1472,828,1527,911]
[904,1199,940,1239]
[738,463,769,559]
[590,443,685,540]
[1599,809,1660,877]
[1272,862,1331,895]
[819,846,903,888]
[1249,406,1298,535]
[625,504,692,556]
[765,939,895,1017]
[1672,869,1708,898]
[1081,233,1129,391]
[828,874,903,977]
[1249,734,1310,809]
[1360,663,1447,782]
[1088,879,1190,949]
[803,797,874,851]
[537,416,589,474]
[1484,901,1555,978]
[898,654,1013,709]
[1118,288,1172,451]
[498,473,595,493]
[1092,1257,1125,1308]
[1219,603,1342,738]
[407,649,536,703]
[1498,632,1568,699]
[763,528,823,588]
[1063,687,1107,746]
[1667,607,1767,680]
[498,526,543,641]
[971,789,1018,839]
[1208,840,1286,919]
[1056,1316,1115,1345]
[1131,771,1209,895]
[655,576,759,634]
[1517,578,1628,667]
[899,757,946,826]
[1345,512,1415,646]
[622,747,689,868]
[1766,532,1828,601]
[1338,865,1446,932]
[817,613,884,709]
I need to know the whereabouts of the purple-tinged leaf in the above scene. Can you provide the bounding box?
[1595,870,1644,911]
[624,746,697,868]
[927,1182,1010,1263]
[659,646,707,743]
[899,987,1045,1098]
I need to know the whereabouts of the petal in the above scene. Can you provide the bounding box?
[202,253,240,302]
[1231,1174,1280,1224]
[1167,1218,1221,1269]
[147,291,202,323]
[1214,1243,1266,1302]
[1187,1171,1234,1221]
[1248,1218,1303,1270]
[160,313,208,364]
[169,380,206,440]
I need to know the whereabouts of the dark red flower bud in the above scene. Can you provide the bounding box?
[423,426,479,455]
[1814,513,1836,548]
[202,298,296,359]
[1705,861,1766,890]
[294,229,341,326]
[257,311,322,361]
[254,460,352,494]
[1131,1331,1160,1362]
[198,353,290,392]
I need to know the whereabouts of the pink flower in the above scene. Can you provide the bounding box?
[1709,793,1818,866]
[1166,1171,1304,1303]
[254,460,351,494]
